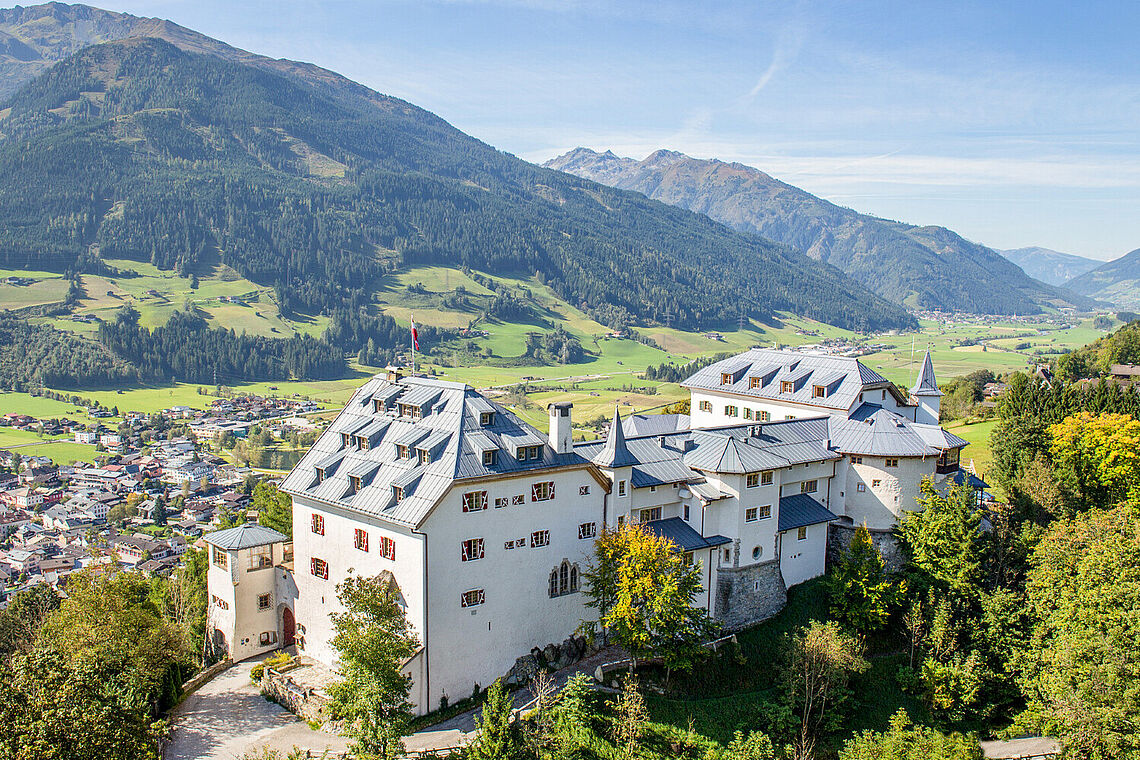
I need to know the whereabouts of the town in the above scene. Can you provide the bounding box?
[0,392,323,591]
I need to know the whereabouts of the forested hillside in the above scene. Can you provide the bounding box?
[0,34,913,333]
[0,313,139,388]
[547,148,1096,315]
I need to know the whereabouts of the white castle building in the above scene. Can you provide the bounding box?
[204,349,975,714]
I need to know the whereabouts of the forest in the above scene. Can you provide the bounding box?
[98,305,346,383]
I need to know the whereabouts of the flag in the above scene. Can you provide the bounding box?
[411,313,419,351]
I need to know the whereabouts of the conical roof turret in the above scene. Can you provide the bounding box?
[592,405,638,468]
[911,350,942,396]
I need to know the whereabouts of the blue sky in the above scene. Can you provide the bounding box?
[110,0,1140,259]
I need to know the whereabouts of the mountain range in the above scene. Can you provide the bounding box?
[0,2,913,335]
[999,246,1102,287]
[546,148,1097,314]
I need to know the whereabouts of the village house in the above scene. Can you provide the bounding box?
[206,349,967,716]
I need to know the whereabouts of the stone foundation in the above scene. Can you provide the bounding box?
[714,559,787,630]
[826,522,904,572]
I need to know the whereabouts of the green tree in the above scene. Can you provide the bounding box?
[152,494,168,526]
[898,480,983,598]
[467,679,520,760]
[719,730,779,760]
[611,676,648,760]
[1014,506,1140,759]
[326,574,419,760]
[897,481,1004,722]
[38,568,190,713]
[254,481,293,538]
[827,525,905,633]
[839,709,981,760]
[0,648,166,760]
[583,524,717,680]
[0,584,60,661]
[784,620,868,760]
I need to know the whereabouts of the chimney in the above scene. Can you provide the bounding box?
[385,366,404,383]
[548,402,573,455]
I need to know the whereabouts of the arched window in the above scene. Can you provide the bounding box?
[549,561,581,598]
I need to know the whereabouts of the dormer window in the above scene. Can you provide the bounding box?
[396,444,410,459]
[515,445,542,462]
[721,373,733,385]
[480,412,495,426]
[357,436,369,450]
[780,381,794,393]
[315,467,325,483]
[417,448,431,465]
[398,403,420,419]
[813,385,826,398]
[348,475,362,494]
[393,485,405,501]
[341,433,351,448]
[749,376,761,389]
[483,450,497,466]
[373,399,384,413]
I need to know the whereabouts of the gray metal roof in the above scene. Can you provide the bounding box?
[683,349,901,411]
[203,522,287,550]
[947,470,989,489]
[282,376,593,528]
[830,405,967,457]
[622,413,690,437]
[631,459,697,489]
[642,517,731,551]
[577,416,839,483]
[911,351,943,396]
[777,494,839,532]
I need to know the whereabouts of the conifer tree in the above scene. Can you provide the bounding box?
[827,525,904,633]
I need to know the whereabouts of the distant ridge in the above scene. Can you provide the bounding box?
[1000,246,1102,286]
[546,147,1097,315]
[1066,248,1140,308]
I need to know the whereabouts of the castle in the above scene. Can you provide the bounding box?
[204,348,973,714]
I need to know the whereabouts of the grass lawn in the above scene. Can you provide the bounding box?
[5,440,97,463]
[0,392,105,424]
[945,418,998,487]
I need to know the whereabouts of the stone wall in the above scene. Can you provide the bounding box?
[714,559,787,630]
[826,522,904,572]
[262,665,330,724]
[180,658,232,697]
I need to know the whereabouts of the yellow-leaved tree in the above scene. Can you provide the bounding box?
[581,524,717,683]
[1049,411,1140,512]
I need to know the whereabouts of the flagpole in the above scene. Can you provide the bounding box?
[411,311,416,377]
